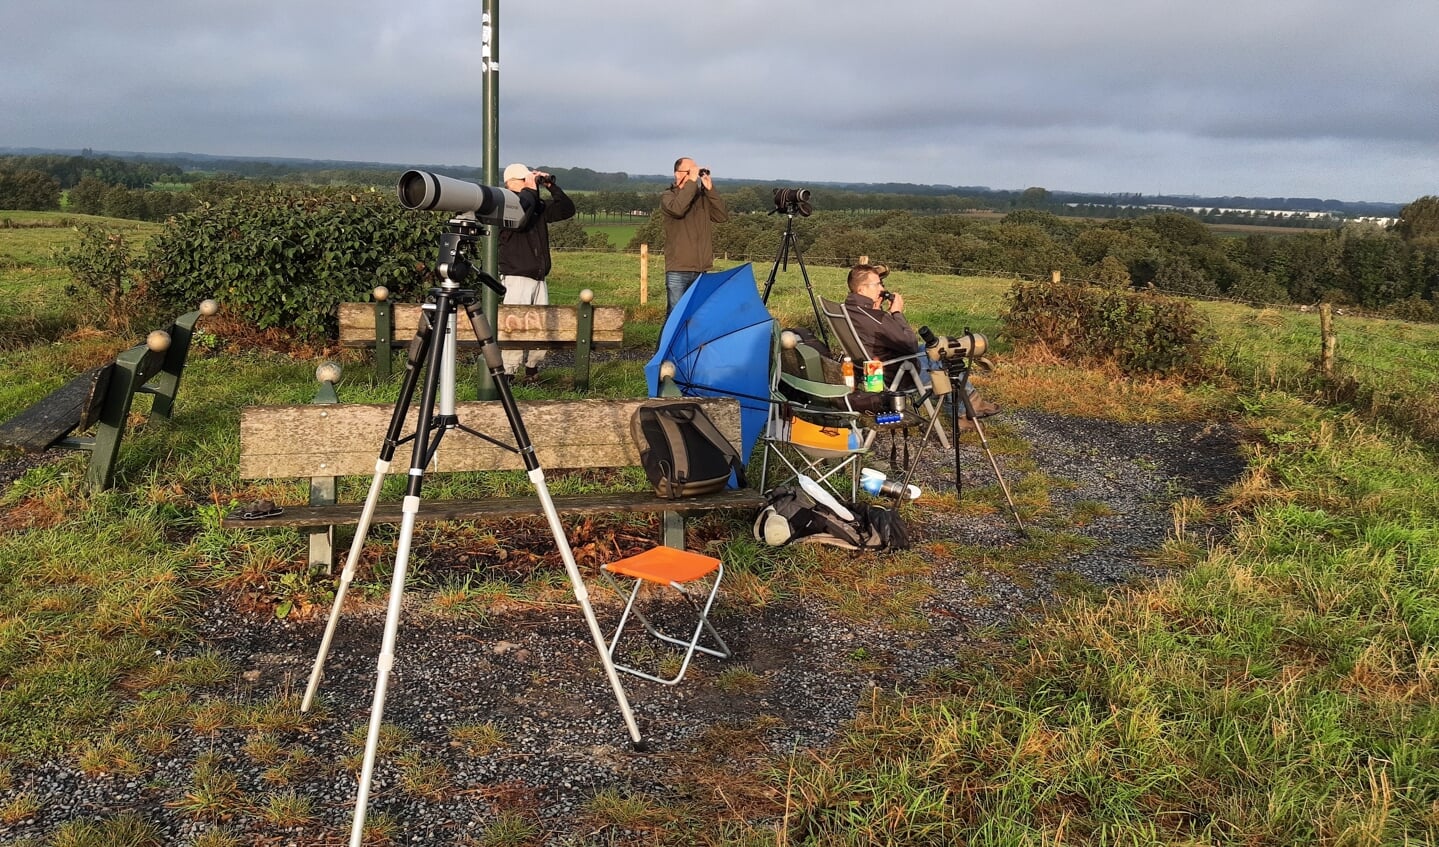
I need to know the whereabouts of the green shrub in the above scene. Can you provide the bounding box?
[144,186,445,340]
[59,224,152,331]
[1002,279,1212,377]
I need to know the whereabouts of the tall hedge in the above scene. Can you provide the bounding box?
[1002,280,1211,377]
[146,186,446,340]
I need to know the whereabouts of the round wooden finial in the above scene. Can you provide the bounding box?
[199,299,219,316]
[316,362,343,384]
[373,286,389,302]
[146,330,171,352]
[579,288,594,303]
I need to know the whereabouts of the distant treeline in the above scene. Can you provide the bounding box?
[629,203,1439,321]
[0,150,1405,226]
[12,152,1439,320]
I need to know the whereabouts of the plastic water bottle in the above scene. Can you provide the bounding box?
[860,468,921,499]
[841,356,854,389]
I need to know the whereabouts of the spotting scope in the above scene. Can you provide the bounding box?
[397,170,530,229]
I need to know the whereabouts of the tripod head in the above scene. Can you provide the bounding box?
[436,214,506,296]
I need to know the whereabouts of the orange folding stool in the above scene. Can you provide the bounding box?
[601,546,731,685]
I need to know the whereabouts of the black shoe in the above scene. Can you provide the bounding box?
[524,366,539,381]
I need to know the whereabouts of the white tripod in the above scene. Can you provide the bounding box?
[298,216,645,846]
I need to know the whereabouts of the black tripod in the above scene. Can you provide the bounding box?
[298,216,645,847]
[897,352,1026,535]
[760,206,830,349]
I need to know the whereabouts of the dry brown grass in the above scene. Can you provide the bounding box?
[985,343,1222,423]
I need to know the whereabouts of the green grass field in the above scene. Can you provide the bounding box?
[582,221,640,250]
[1,213,1437,844]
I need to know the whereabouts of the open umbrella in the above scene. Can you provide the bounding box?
[645,264,774,464]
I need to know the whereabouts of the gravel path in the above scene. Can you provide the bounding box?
[0,410,1246,845]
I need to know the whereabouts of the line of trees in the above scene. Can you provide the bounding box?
[625,199,1439,320]
[15,150,1439,321]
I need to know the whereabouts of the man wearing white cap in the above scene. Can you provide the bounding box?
[498,162,576,380]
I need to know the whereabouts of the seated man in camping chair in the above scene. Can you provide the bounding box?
[842,262,999,422]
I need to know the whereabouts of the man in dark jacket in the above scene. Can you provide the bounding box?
[660,157,729,316]
[498,163,576,379]
[843,263,915,382]
[843,263,998,417]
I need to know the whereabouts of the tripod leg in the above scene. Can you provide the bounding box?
[785,231,835,352]
[349,498,422,847]
[760,221,791,305]
[895,386,951,497]
[303,314,437,713]
[350,294,457,845]
[461,302,647,749]
[957,377,1026,536]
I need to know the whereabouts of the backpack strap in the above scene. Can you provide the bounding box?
[680,403,749,490]
[654,408,693,495]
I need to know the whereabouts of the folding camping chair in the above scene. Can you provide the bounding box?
[601,546,731,685]
[759,330,875,500]
[819,296,950,451]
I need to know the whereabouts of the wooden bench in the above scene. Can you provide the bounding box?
[338,289,624,390]
[221,394,763,568]
[0,302,215,490]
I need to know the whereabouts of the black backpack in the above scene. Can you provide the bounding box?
[752,485,909,551]
[630,401,748,498]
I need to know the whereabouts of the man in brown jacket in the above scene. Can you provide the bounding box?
[660,157,729,315]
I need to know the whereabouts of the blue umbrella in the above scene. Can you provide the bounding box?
[645,264,775,467]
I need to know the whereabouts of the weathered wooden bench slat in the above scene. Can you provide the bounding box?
[0,365,110,452]
[220,488,763,529]
[237,397,741,479]
[228,396,757,560]
[337,303,625,348]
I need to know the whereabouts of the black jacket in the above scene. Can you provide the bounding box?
[498,184,576,279]
[843,292,917,381]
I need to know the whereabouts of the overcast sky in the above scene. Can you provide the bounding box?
[3,0,1436,203]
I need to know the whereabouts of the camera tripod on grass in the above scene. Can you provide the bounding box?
[301,171,647,846]
[895,328,1026,536]
[760,187,832,349]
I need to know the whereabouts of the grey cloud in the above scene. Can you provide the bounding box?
[1,0,1436,200]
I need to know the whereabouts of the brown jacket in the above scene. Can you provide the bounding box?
[660,182,729,272]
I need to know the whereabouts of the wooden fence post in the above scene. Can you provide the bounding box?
[1319,303,1337,377]
[1051,269,1062,284]
[639,244,649,305]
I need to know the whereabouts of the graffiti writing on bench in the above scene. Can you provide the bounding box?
[500,310,559,334]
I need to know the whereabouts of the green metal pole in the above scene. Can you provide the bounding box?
[374,296,393,383]
[477,0,501,400]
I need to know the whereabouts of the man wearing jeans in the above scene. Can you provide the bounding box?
[660,157,729,316]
